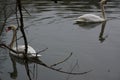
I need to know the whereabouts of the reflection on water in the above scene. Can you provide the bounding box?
[75,21,108,43]
[74,22,101,29]
[99,21,108,43]
[0,0,120,80]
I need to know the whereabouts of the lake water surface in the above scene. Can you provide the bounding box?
[0,0,120,80]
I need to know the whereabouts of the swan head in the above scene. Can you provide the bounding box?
[6,25,17,32]
[100,0,107,5]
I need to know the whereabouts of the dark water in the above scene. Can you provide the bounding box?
[0,0,120,80]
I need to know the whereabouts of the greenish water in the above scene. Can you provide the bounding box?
[0,0,120,80]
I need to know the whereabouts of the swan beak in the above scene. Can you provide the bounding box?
[104,0,107,4]
[100,0,107,5]
[5,28,10,32]
[5,27,11,32]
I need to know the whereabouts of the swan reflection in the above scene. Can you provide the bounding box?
[9,53,43,79]
[99,21,108,43]
[75,21,108,43]
[75,22,101,29]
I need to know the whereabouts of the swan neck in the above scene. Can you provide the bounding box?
[10,30,16,48]
[101,4,106,19]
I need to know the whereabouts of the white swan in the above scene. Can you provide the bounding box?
[75,0,107,23]
[6,25,41,58]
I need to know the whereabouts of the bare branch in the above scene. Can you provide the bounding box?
[0,44,19,54]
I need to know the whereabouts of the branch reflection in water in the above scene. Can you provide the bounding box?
[74,21,108,43]
[8,51,92,80]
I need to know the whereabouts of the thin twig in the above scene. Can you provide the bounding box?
[50,52,73,67]
[36,48,48,54]
[22,6,31,16]
[0,44,19,54]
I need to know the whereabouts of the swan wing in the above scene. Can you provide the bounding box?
[27,45,42,57]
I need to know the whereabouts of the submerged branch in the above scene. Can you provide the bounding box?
[50,52,73,67]
[46,63,92,75]
[9,54,92,76]
[0,43,92,75]
[21,56,93,75]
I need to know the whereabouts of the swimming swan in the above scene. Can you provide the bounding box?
[75,0,107,22]
[6,25,41,58]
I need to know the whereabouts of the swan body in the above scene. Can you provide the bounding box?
[75,14,105,22]
[6,25,41,58]
[75,0,107,23]
[11,45,41,58]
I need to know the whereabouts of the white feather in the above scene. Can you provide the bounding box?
[10,45,41,58]
[75,14,105,22]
